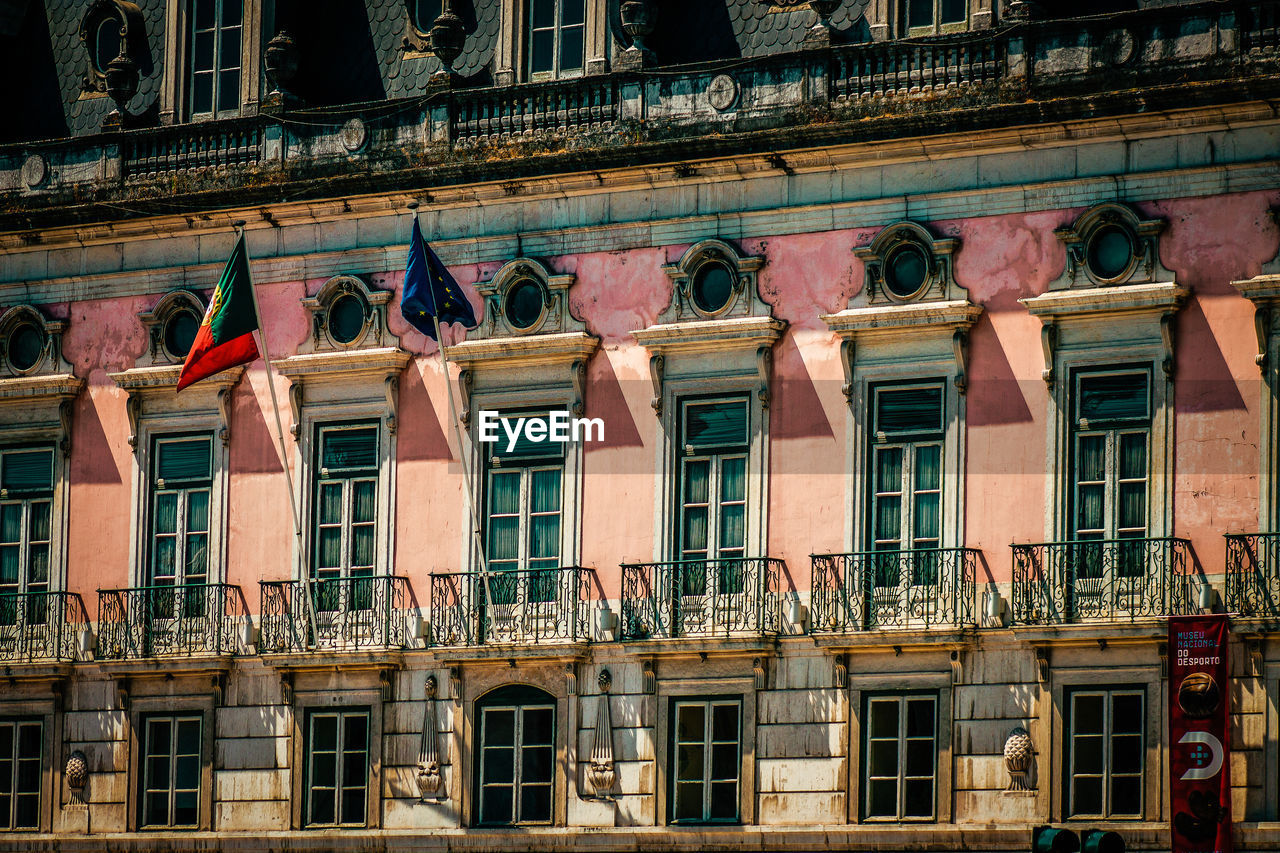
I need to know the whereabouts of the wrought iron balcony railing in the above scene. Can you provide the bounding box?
[259,575,411,653]
[0,590,88,662]
[1226,532,1280,618]
[810,548,978,633]
[1012,537,1196,624]
[97,583,245,659]
[621,558,784,640]
[428,566,593,647]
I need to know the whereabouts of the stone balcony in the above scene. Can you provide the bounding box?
[2,1,1278,226]
[1011,537,1198,624]
[427,565,595,648]
[96,583,246,659]
[620,557,787,640]
[809,548,978,633]
[0,589,88,663]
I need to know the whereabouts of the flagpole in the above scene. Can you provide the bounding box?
[232,221,319,649]
[405,203,499,634]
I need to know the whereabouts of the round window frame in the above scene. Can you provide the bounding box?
[325,291,372,348]
[687,258,739,319]
[5,321,48,377]
[1083,223,1139,285]
[503,277,548,333]
[160,308,202,362]
[880,240,933,303]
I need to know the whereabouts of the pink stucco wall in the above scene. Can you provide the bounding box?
[55,189,1280,612]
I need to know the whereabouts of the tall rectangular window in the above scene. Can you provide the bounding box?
[149,436,212,587]
[483,412,564,604]
[140,714,202,829]
[870,385,943,588]
[0,447,53,631]
[313,425,379,583]
[305,709,369,828]
[1071,371,1150,577]
[864,694,936,820]
[527,0,585,78]
[477,696,554,825]
[676,398,748,598]
[0,719,41,830]
[188,0,242,118]
[1067,688,1144,818]
[671,698,740,824]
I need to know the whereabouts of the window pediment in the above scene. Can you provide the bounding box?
[299,275,401,356]
[1050,202,1173,290]
[850,221,965,307]
[0,306,83,455]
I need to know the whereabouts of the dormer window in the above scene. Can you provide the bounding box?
[79,1,147,95]
[906,0,966,34]
[528,0,585,78]
[94,16,123,72]
[411,0,443,32]
[188,0,243,119]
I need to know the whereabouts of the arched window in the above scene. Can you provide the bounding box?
[474,685,556,825]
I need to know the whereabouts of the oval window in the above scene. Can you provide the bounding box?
[504,279,545,330]
[163,310,200,360]
[884,243,929,299]
[413,0,443,31]
[94,16,122,73]
[328,293,368,344]
[691,262,735,314]
[7,323,46,373]
[1087,225,1134,280]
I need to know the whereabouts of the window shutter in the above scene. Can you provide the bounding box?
[489,412,565,462]
[1,449,53,493]
[874,386,943,435]
[156,438,212,483]
[1078,374,1150,423]
[684,399,749,450]
[320,427,378,473]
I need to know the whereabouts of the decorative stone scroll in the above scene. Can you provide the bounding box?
[416,675,444,801]
[586,669,616,800]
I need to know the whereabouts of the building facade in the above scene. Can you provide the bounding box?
[0,0,1279,849]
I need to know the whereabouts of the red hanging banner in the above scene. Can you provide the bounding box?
[1168,614,1232,853]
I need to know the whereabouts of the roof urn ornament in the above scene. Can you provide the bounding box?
[429,0,465,83]
[803,0,841,47]
[1003,726,1034,792]
[66,750,88,805]
[616,0,656,70]
[1003,0,1042,21]
[264,30,300,106]
[102,48,139,129]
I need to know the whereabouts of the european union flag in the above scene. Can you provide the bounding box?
[401,218,479,340]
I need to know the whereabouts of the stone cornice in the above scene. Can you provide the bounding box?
[821,300,982,338]
[272,348,412,382]
[0,373,83,405]
[109,364,242,395]
[1019,282,1188,320]
[445,332,599,369]
[631,317,785,356]
[1231,274,1280,305]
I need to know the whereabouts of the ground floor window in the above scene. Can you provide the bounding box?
[140,714,202,828]
[304,708,370,827]
[1067,687,1144,818]
[476,685,555,825]
[864,693,936,820]
[0,718,40,830]
[671,697,741,824]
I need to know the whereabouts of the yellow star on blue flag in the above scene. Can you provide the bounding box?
[401,217,478,341]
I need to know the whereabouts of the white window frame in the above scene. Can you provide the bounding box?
[1069,370,1152,545]
[304,708,371,829]
[903,0,968,35]
[476,699,556,826]
[669,698,742,824]
[146,434,215,588]
[862,693,938,821]
[0,447,56,600]
[311,422,381,583]
[868,383,945,554]
[1066,688,1146,820]
[185,0,243,120]
[525,0,586,80]
[139,714,203,829]
[161,0,263,123]
[0,717,42,831]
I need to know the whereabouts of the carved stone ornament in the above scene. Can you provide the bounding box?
[586,669,616,799]
[417,675,444,800]
[66,750,88,805]
[429,0,466,78]
[79,0,145,95]
[264,30,300,100]
[1003,726,1034,791]
[1050,202,1171,290]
